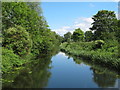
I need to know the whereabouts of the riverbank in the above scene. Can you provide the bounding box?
[60,42,120,71]
[2,46,60,86]
[2,46,60,73]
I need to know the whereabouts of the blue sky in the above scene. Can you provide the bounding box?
[41,2,118,36]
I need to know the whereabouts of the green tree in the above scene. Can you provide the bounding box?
[3,25,32,56]
[118,20,120,57]
[27,2,42,15]
[2,2,59,56]
[72,28,84,42]
[55,34,64,43]
[90,10,117,40]
[64,32,72,42]
[85,31,93,42]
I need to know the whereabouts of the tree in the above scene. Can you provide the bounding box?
[90,10,117,40]
[72,28,84,42]
[3,25,32,56]
[117,20,120,57]
[85,31,93,42]
[2,2,59,56]
[55,33,64,43]
[64,32,72,42]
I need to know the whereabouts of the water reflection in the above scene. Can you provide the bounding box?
[13,59,51,88]
[2,47,60,88]
[72,55,119,88]
[2,55,53,88]
[2,51,120,88]
[91,67,117,88]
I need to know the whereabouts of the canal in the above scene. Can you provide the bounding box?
[2,52,120,88]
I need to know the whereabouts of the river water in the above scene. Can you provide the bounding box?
[2,52,120,88]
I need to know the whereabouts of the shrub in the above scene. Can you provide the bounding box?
[2,48,25,73]
[94,40,105,49]
[3,25,32,56]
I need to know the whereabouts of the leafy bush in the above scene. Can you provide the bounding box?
[94,40,105,49]
[2,48,26,73]
[3,25,32,56]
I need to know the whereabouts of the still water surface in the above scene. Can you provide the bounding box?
[46,52,119,88]
[3,52,119,88]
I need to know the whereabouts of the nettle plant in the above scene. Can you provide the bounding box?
[3,25,32,56]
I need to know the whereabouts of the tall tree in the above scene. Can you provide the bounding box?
[64,32,72,42]
[72,28,84,42]
[118,20,120,57]
[85,31,93,42]
[2,2,59,56]
[90,10,117,40]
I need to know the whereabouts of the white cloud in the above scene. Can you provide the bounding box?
[115,13,118,19]
[58,52,66,56]
[114,11,119,19]
[52,26,74,36]
[73,17,93,32]
[52,17,93,36]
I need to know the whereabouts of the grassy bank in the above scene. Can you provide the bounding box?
[60,41,120,71]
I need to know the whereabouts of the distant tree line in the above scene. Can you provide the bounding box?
[63,10,118,43]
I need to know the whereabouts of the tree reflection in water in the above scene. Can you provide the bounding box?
[3,55,52,88]
[2,47,59,88]
[91,67,117,88]
[3,50,120,88]
[72,55,119,88]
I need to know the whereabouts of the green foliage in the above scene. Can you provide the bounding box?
[72,28,84,42]
[60,41,119,70]
[2,2,32,30]
[64,32,72,42]
[3,25,32,56]
[55,33,64,43]
[2,2,61,56]
[117,20,120,57]
[90,10,117,40]
[94,40,105,49]
[2,48,26,73]
[2,2,62,74]
[2,53,53,88]
[85,31,93,41]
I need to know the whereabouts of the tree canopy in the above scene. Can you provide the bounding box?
[90,10,117,40]
[72,28,84,42]
[85,31,93,42]
[2,2,61,56]
[64,32,72,42]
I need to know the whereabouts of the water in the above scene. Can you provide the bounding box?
[2,52,120,88]
[46,52,119,88]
